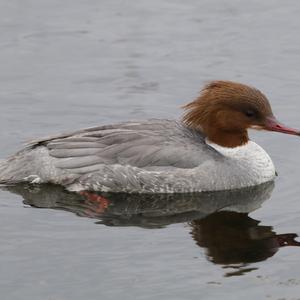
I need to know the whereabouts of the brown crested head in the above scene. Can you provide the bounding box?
[183,80,300,148]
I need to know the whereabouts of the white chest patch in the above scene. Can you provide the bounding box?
[206,139,276,186]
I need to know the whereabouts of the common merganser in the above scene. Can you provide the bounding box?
[0,81,299,193]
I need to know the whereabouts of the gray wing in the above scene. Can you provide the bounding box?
[29,119,221,174]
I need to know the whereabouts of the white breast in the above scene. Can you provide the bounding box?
[206,139,276,188]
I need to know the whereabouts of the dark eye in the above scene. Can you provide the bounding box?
[245,110,255,118]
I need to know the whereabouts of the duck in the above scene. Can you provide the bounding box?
[0,80,299,193]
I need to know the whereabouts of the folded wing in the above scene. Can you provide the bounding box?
[29,120,220,174]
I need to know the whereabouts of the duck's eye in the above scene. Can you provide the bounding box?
[245,110,255,118]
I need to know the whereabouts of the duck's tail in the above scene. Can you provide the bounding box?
[0,156,28,184]
[0,159,9,183]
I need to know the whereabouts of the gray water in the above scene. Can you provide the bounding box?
[1,0,300,299]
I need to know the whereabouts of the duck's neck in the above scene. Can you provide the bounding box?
[207,129,249,148]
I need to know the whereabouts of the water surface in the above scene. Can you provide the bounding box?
[1,1,300,299]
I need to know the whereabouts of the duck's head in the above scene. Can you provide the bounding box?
[183,80,300,148]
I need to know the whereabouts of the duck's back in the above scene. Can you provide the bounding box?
[0,119,223,192]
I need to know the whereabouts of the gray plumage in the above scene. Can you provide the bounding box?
[0,119,275,193]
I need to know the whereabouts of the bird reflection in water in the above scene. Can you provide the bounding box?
[190,211,300,276]
[2,181,300,276]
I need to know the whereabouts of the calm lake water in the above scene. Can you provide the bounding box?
[1,1,300,299]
